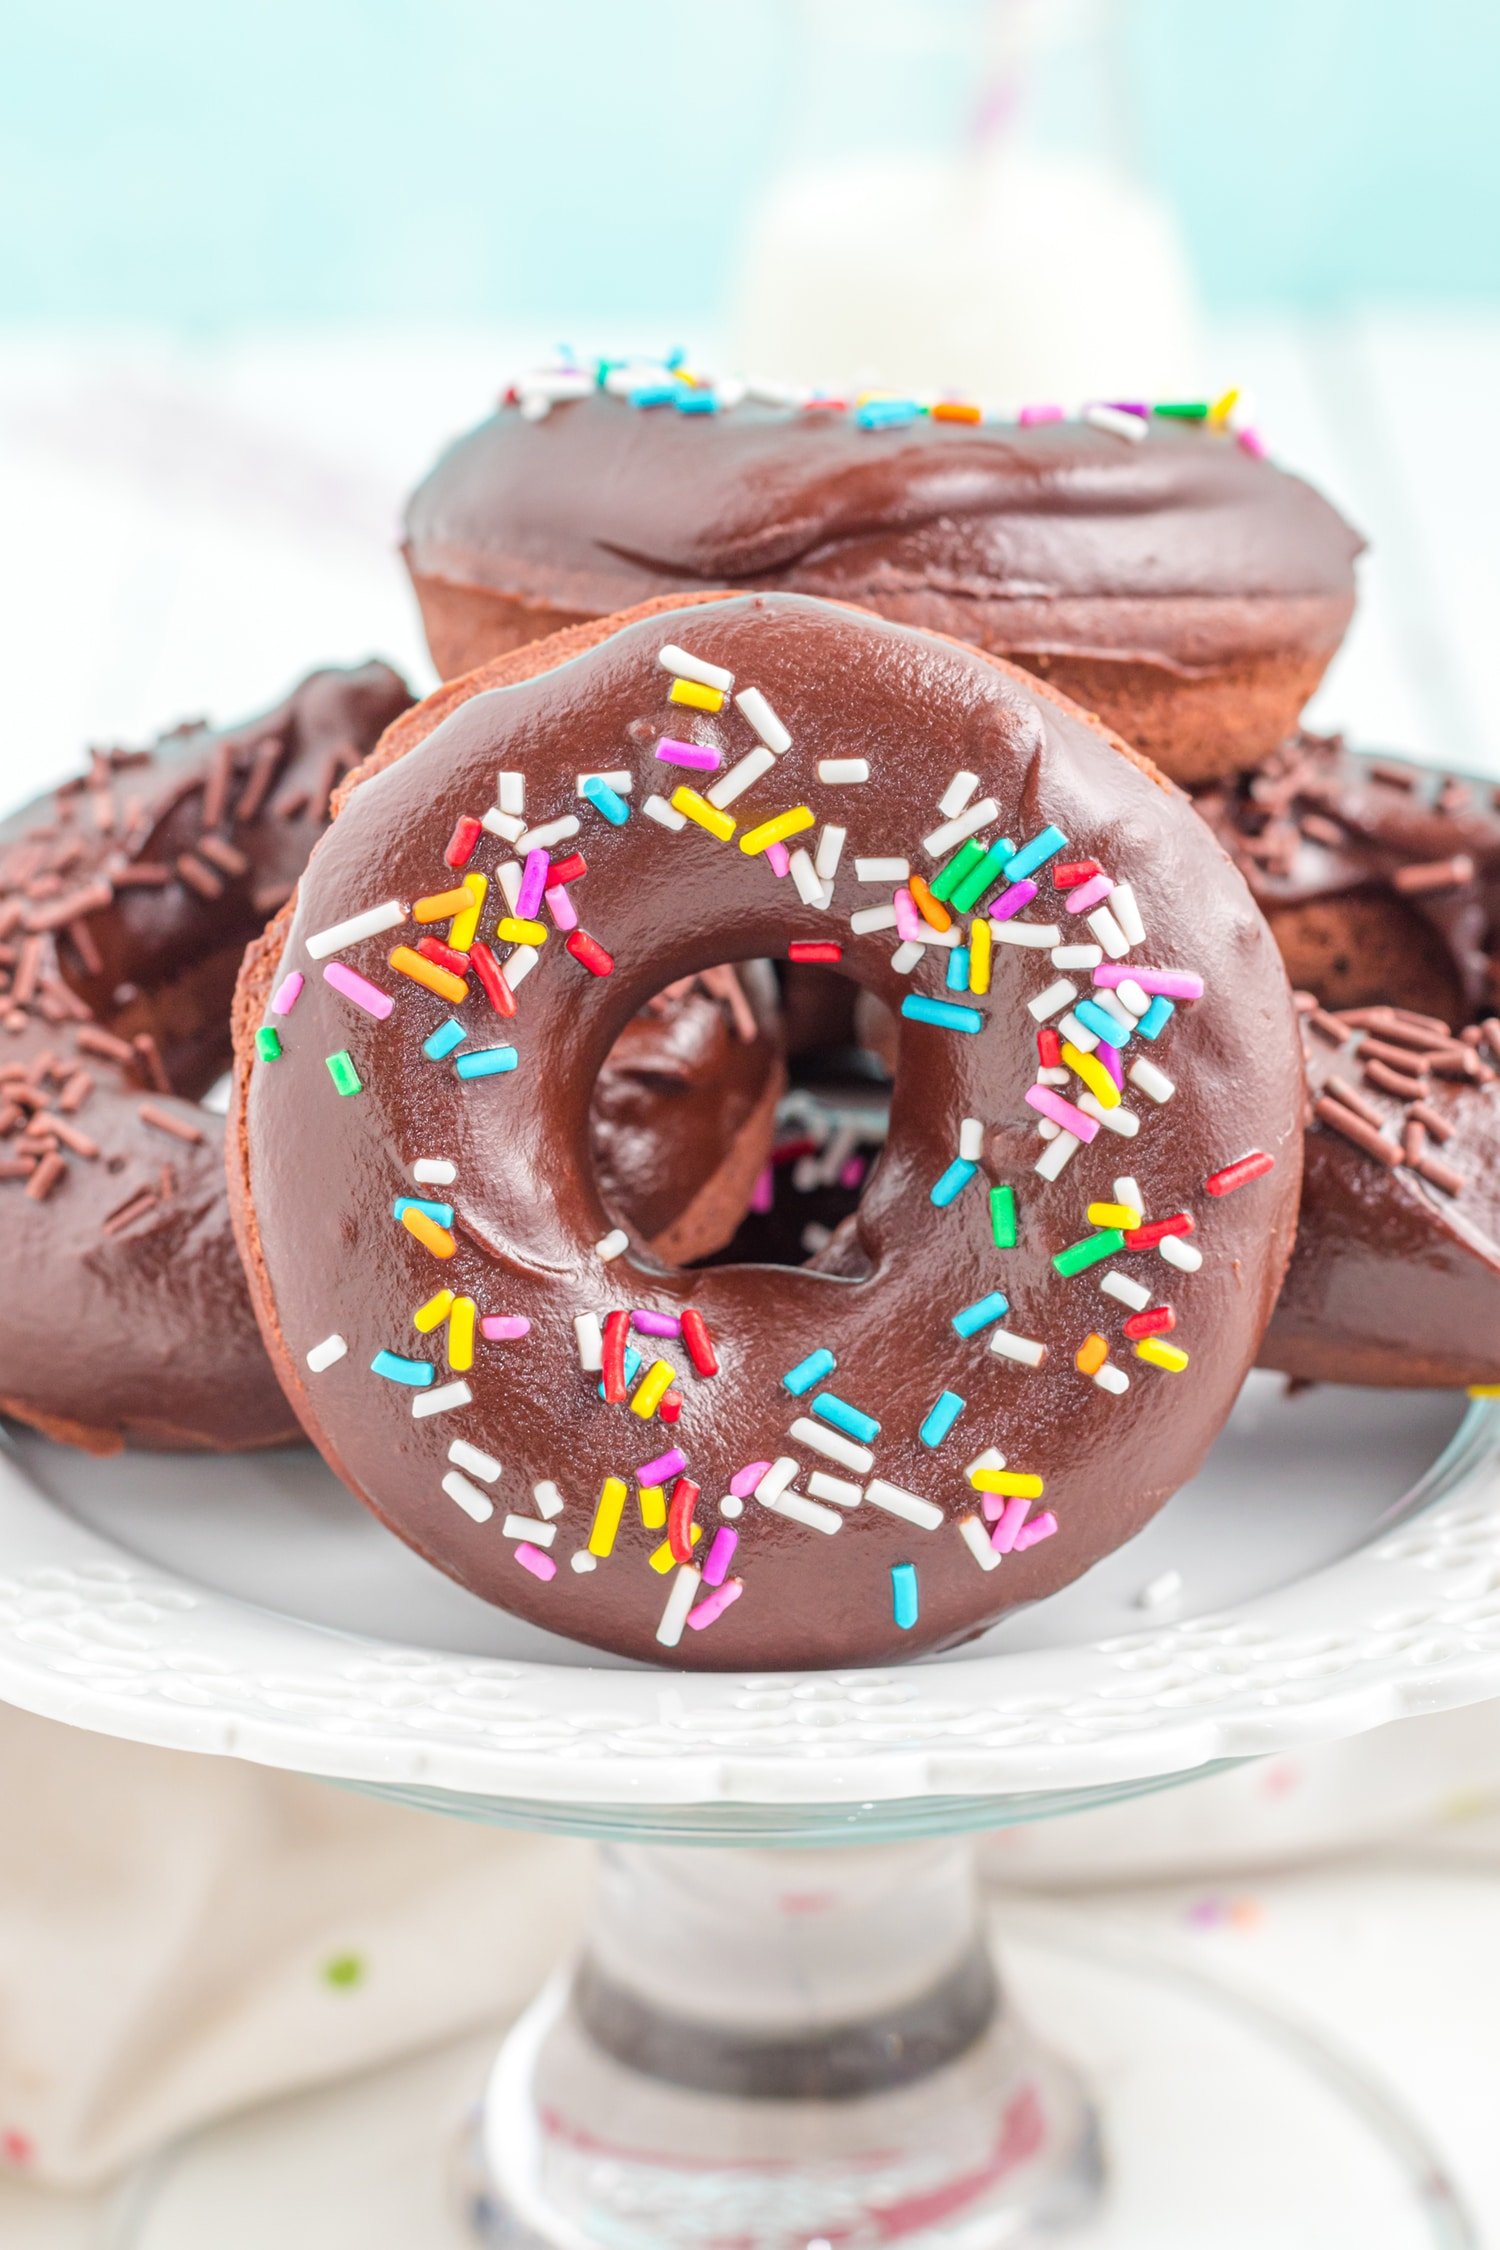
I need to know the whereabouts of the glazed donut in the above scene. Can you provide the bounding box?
[231,591,1302,1669]
[402,361,1362,787]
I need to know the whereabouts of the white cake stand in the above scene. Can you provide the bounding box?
[2,1374,1497,2248]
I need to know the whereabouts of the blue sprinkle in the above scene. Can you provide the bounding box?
[1075,998,1132,1050]
[1135,995,1176,1040]
[946,946,971,992]
[664,346,687,369]
[422,1018,466,1061]
[930,1157,978,1208]
[628,381,680,408]
[920,1390,966,1448]
[901,995,983,1035]
[855,398,921,429]
[953,1291,1009,1339]
[891,1563,919,1631]
[811,1393,881,1445]
[582,775,630,826]
[371,1350,434,1388]
[598,1345,643,1401]
[1004,824,1070,883]
[392,1196,454,1228]
[675,388,720,414]
[783,1347,836,1397]
[455,1045,519,1080]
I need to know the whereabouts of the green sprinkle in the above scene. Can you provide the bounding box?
[325,1050,362,1097]
[950,838,1015,915]
[990,1184,1017,1248]
[1053,1228,1126,1277]
[323,1952,365,1990]
[1152,400,1210,419]
[929,836,988,903]
[255,1025,282,1062]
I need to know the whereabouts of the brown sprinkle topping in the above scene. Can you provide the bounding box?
[1314,1094,1402,1167]
[1391,854,1476,895]
[137,1102,203,1146]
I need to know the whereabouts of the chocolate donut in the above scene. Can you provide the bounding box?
[403,366,1362,787]
[231,592,1301,1668]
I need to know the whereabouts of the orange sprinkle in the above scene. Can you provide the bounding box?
[401,1206,456,1258]
[909,874,952,932]
[390,945,468,1004]
[932,400,982,424]
[1075,1333,1109,1376]
[413,885,472,923]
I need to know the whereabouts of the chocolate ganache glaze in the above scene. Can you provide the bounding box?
[232,592,1303,1669]
[403,383,1363,786]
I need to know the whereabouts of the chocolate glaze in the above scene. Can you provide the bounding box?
[232,592,1303,1670]
[403,392,1362,781]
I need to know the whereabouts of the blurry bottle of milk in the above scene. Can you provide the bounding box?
[730,0,1203,404]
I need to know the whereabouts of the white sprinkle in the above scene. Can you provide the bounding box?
[719,1493,745,1520]
[707,747,775,808]
[761,1488,844,1535]
[814,825,846,882]
[913,921,961,949]
[960,1515,1002,1571]
[891,940,924,974]
[413,1158,457,1185]
[595,1228,628,1262]
[792,1153,821,1194]
[1035,1130,1080,1179]
[734,687,791,753]
[496,859,524,910]
[660,643,733,693]
[570,1551,597,1573]
[305,900,405,960]
[990,1330,1047,1367]
[1094,1362,1131,1395]
[1037,1065,1070,1086]
[1036,1119,1059,1140]
[806,1470,864,1508]
[1117,978,1152,1018]
[574,1313,604,1371]
[1027,978,1076,1022]
[1091,990,1136,1040]
[449,1438,502,1482]
[1138,1568,1184,1611]
[958,1116,984,1162]
[745,376,809,406]
[789,1416,874,1475]
[938,770,980,819]
[801,1222,832,1255]
[1056,1011,1099,1053]
[482,808,527,843]
[1130,1058,1176,1104]
[643,791,688,831]
[1114,1175,1143,1213]
[516,815,580,854]
[965,1446,1007,1480]
[864,1478,944,1531]
[1160,1235,1203,1273]
[818,759,869,785]
[856,857,909,883]
[519,369,592,406]
[413,1380,474,1419]
[755,1457,799,1505]
[305,1333,347,1373]
[851,903,899,935]
[1086,401,1148,442]
[1079,1093,1139,1138]
[790,848,828,908]
[923,798,999,860]
[1087,907,1129,959]
[990,921,1062,950]
[502,1514,556,1545]
[656,1564,704,1648]
[443,1470,495,1524]
[577,769,633,796]
[1051,944,1102,970]
[497,770,526,816]
[1101,1271,1152,1312]
[505,944,540,988]
[1111,882,1146,947]
[533,1480,565,1519]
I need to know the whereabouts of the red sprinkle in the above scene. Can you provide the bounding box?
[546,852,588,889]
[788,940,843,964]
[418,934,471,978]
[659,1388,683,1424]
[1124,1212,1194,1249]
[444,815,483,870]
[469,941,516,1017]
[566,930,614,977]
[681,1306,719,1377]
[667,1476,700,1562]
[1053,859,1102,890]
[601,1310,630,1405]
[1123,1305,1177,1341]
[1037,1026,1062,1069]
[1205,1151,1276,1197]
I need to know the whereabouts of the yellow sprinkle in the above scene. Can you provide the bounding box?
[449,871,487,952]
[669,678,724,712]
[588,1476,628,1558]
[413,885,472,923]
[630,1357,677,1420]
[1061,1041,1119,1109]
[908,874,952,932]
[649,1522,702,1573]
[401,1207,456,1259]
[968,916,992,995]
[412,1288,455,1334]
[1468,1385,1500,1398]
[638,1483,667,1530]
[447,1294,477,1373]
[1208,386,1240,425]
[1088,1201,1141,1230]
[971,1469,1044,1499]
[390,946,468,1004]
[496,915,547,946]
[1136,1337,1190,1373]
[739,806,815,856]
[1075,1332,1109,1376]
[671,785,736,842]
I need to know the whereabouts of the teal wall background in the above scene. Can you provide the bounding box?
[2,0,1493,331]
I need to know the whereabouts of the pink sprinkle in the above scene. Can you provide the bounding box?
[271,971,304,1016]
[637,1447,687,1486]
[702,1525,739,1587]
[1025,1084,1099,1143]
[481,1315,531,1341]
[1098,1042,1124,1090]
[1014,1510,1058,1551]
[687,1578,743,1630]
[516,849,550,919]
[1064,873,1114,915]
[989,1496,1031,1554]
[1237,426,1267,459]
[751,1165,774,1213]
[322,961,394,1019]
[1094,965,1204,1001]
[988,879,1037,923]
[894,887,924,942]
[656,737,721,773]
[515,1542,557,1581]
[632,1309,682,1337]
[766,842,791,878]
[545,882,578,931]
[839,1156,865,1190]
[1019,403,1064,424]
[731,1459,771,1498]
